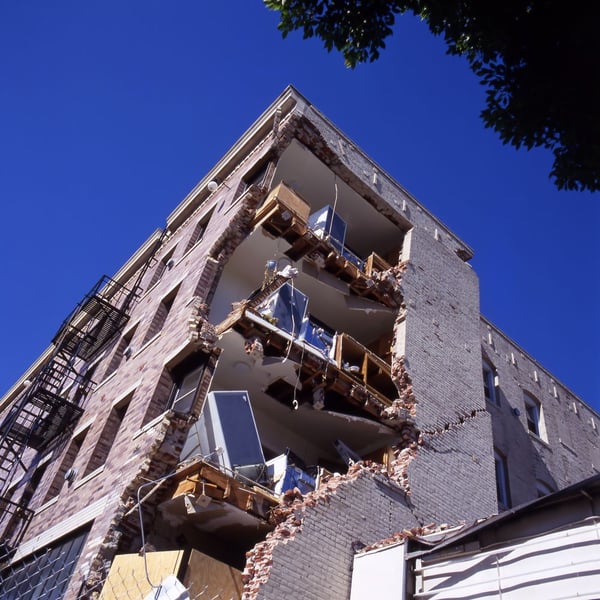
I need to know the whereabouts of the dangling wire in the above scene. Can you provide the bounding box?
[136,469,179,592]
[327,175,339,242]
[292,342,306,411]
[281,276,297,364]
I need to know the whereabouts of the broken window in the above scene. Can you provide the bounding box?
[243,158,273,190]
[169,353,210,416]
[494,448,511,510]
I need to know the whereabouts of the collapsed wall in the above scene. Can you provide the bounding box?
[237,110,498,596]
[243,468,418,600]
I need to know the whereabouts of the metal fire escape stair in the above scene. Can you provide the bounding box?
[0,232,165,561]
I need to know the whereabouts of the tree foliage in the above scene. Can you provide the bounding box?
[264,0,600,192]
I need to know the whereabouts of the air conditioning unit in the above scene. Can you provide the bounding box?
[188,391,267,484]
[258,282,308,337]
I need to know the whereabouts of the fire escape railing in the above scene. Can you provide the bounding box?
[0,233,164,562]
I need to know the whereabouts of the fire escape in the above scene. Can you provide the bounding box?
[0,237,162,561]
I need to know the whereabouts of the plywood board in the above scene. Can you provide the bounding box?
[100,550,185,599]
[184,549,243,600]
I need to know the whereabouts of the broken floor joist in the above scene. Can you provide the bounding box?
[250,182,400,307]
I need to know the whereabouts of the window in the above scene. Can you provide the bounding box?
[494,449,511,510]
[141,369,174,426]
[524,392,544,438]
[0,528,89,599]
[2,459,49,539]
[169,353,210,416]
[142,286,179,344]
[184,210,213,253]
[45,428,88,500]
[84,395,132,475]
[148,247,176,288]
[243,159,273,189]
[482,359,499,405]
[103,325,137,379]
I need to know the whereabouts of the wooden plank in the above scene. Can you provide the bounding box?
[365,252,392,277]
[252,182,311,229]
[171,460,279,513]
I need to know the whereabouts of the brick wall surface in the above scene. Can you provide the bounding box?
[16,140,273,593]
[482,319,600,507]
[248,471,417,600]
[398,226,498,523]
[409,414,497,525]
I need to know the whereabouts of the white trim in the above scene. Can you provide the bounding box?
[132,411,169,440]
[72,418,95,438]
[12,492,119,563]
[74,465,105,489]
[132,331,162,357]
[110,380,141,408]
[33,495,59,514]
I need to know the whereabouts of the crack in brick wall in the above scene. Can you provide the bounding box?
[80,414,189,598]
[241,464,405,600]
[240,358,423,599]
[420,408,488,437]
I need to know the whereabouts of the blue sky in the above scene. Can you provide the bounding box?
[1,2,598,407]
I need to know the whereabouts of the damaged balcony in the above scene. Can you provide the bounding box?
[164,155,406,568]
[183,274,401,495]
[215,282,397,419]
[251,182,400,308]
[158,456,278,554]
[157,274,401,564]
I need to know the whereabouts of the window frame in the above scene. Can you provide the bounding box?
[184,209,214,253]
[45,427,89,501]
[148,246,176,289]
[141,286,179,345]
[83,394,132,476]
[524,392,545,439]
[482,359,499,406]
[494,448,511,510]
[169,353,210,416]
[103,324,137,379]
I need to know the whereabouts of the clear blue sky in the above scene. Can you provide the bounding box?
[1,2,598,408]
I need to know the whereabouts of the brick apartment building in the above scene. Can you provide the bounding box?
[1,86,598,599]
